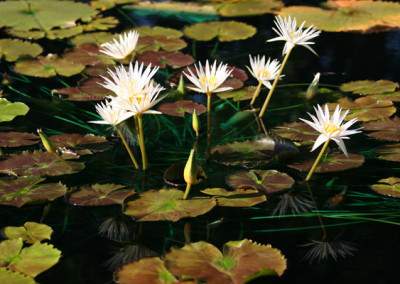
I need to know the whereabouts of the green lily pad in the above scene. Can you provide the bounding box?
[136,51,195,69]
[70,31,117,46]
[373,143,400,162]
[211,136,299,168]
[68,183,135,206]
[0,98,29,123]
[91,0,138,11]
[14,54,85,78]
[0,267,35,284]
[137,36,187,53]
[83,16,119,31]
[362,117,400,141]
[5,29,46,40]
[0,39,42,62]
[216,86,258,101]
[272,122,320,142]
[278,1,400,33]
[0,150,84,177]
[116,257,178,284]
[157,100,206,117]
[165,239,286,283]
[63,43,114,66]
[217,0,284,17]
[163,162,206,187]
[0,238,61,278]
[124,189,216,222]
[0,1,97,31]
[55,77,113,101]
[340,80,399,95]
[225,170,294,195]
[0,132,38,148]
[327,97,396,122]
[0,176,67,207]
[3,222,53,244]
[45,26,84,40]
[49,133,111,155]
[134,26,183,38]
[183,21,256,42]
[370,177,400,198]
[287,152,365,173]
[201,188,267,207]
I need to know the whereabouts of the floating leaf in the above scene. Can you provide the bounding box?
[272,122,320,142]
[68,183,135,206]
[183,21,256,42]
[201,188,267,207]
[116,257,178,284]
[124,189,216,222]
[49,133,111,155]
[0,39,42,62]
[3,222,53,244]
[370,177,400,198]
[134,26,183,38]
[14,54,85,78]
[91,0,136,11]
[218,0,284,17]
[0,132,38,148]
[70,31,117,46]
[63,43,114,66]
[0,150,84,177]
[163,162,206,187]
[340,80,399,95]
[373,143,400,162]
[165,239,286,284]
[362,117,400,141]
[158,100,206,117]
[137,36,187,53]
[136,51,195,69]
[216,86,257,101]
[5,29,45,40]
[0,176,67,207]
[0,267,35,284]
[0,99,29,123]
[83,16,119,31]
[45,26,84,40]
[368,91,400,102]
[225,170,294,195]
[55,77,113,101]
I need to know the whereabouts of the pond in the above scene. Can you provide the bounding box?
[1,1,400,283]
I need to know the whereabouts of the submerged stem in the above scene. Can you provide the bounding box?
[206,93,212,160]
[305,139,330,181]
[137,115,148,170]
[116,124,139,170]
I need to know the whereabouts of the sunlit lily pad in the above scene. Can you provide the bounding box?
[0,238,61,278]
[0,176,67,207]
[83,16,119,31]
[55,77,112,101]
[45,26,84,40]
[14,54,85,78]
[0,267,35,284]
[91,0,137,11]
[124,189,216,222]
[225,170,294,195]
[0,39,42,62]
[0,98,29,123]
[0,132,38,148]
[137,36,187,53]
[340,80,399,95]
[5,29,46,40]
[134,26,183,38]
[218,0,284,17]
[70,31,117,46]
[158,100,206,117]
[68,183,135,206]
[370,177,400,198]
[373,143,400,162]
[136,51,195,69]
[287,152,364,173]
[362,117,400,141]
[183,21,256,42]
[272,122,320,142]
[163,162,206,187]
[201,188,267,207]
[165,239,286,283]
[49,133,110,155]
[63,43,114,66]
[216,86,257,101]
[116,257,178,284]
[0,150,84,177]
[327,97,396,122]
[3,222,53,244]
[211,136,298,168]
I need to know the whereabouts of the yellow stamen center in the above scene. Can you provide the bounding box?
[200,76,217,89]
[257,68,270,78]
[324,123,340,135]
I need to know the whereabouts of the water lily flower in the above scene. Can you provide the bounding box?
[100,30,140,60]
[267,15,321,56]
[89,100,133,126]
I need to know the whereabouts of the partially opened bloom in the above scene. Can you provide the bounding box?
[247,55,282,89]
[100,30,140,60]
[89,100,133,126]
[268,15,321,56]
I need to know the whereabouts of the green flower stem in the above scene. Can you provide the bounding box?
[250,81,263,107]
[115,124,140,170]
[183,183,192,200]
[305,138,330,181]
[137,115,148,170]
[258,48,292,118]
[206,92,212,160]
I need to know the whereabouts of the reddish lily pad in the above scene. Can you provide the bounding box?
[225,170,294,195]
[163,162,206,187]
[370,177,400,198]
[68,183,135,206]
[165,239,286,284]
[116,257,178,284]
[0,150,84,177]
[0,98,29,123]
[201,188,267,207]
[55,77,113,101]
[0,176,67,207]
[124,189,216,222]
[0,267,35,284]
[83,63,113,77]
[14,54,85,78]
[49,133,111,155]
[373,143,400,162]
[134,26,183,39]
[70,31,117,46]
[340,80,399,95]
[158,100,206,117]
[0,132,39,148]
[3,222,53,244]
[63,43,114,66]
[136,51,195,69]
[137,36,187,53]
[218,0,284,17]
[272,122,320,142]
[183,21,256,42]
[0,39,42,62]
[362,117,400,141]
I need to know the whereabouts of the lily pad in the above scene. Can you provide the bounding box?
[3,222,53,244]
[136,51,195,69]
[134,26,183,38]
[340,80,399,95]
[0,267,35,284]
[45,26,84,40]
[14,54,85,78]
[362,117,400,141]
[0,39,42,62]
[0,150,84,177]
[327,97,396,122]
[63,43,114,66]
[83,16,119,31]
[165,239,286,284]
[218,0,284,17]
[0,98,29,123]
[55,77,113,101]
[116,257,178,284]
[124,189,216,222]
[216,86,258,101]
[225,170,294,195]
[183,21,256,42]
[272,122,320,142]
[70,31,117,46]
[0,176,67,207]
[201,188,267,207]
[370,177,400,198]
[158,100,206,117]
[49,133,111,155]
[5,29,46,40]
[137,36,187,53]
[373,143,400,162]
[211,136,299,168]
[163,162,206,187]
[368,92,400,102]
[0,132,38,148]
[68,183,135,206]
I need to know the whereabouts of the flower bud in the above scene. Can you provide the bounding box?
[192,109,200,136]
[306,72,320,100]
[37,129,57,155]
[184,149,197,185]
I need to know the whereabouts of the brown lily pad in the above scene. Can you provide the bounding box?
[165,239,286,284]
[49,133,111,155]
[370,177,400,198]
[373,143,400,162]
[368,92,400,102]
[0,176,67,207]
[272,122,320,142]
[218,0,284,17]
[225,170,294,195]
[55,77,113,101]
[136,35,187,53]
[63,43,114,66]
[362,117,400,141]
[124,189,216,222]
[3,222,53,244]
[163,162,206,187]
[0,267,35,284]
[201,188,267,207]
[158,100,206,117]
[136,51,195,69]
[0,132,39,148]
[0,39,42,62]
[340,80,399,95]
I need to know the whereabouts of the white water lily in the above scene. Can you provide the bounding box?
[300,104,361,157]
[100,30,140,60]
[247,55,282,89]
[89,100,133,126]
[268,15,321,56]
[183,60,233,94]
